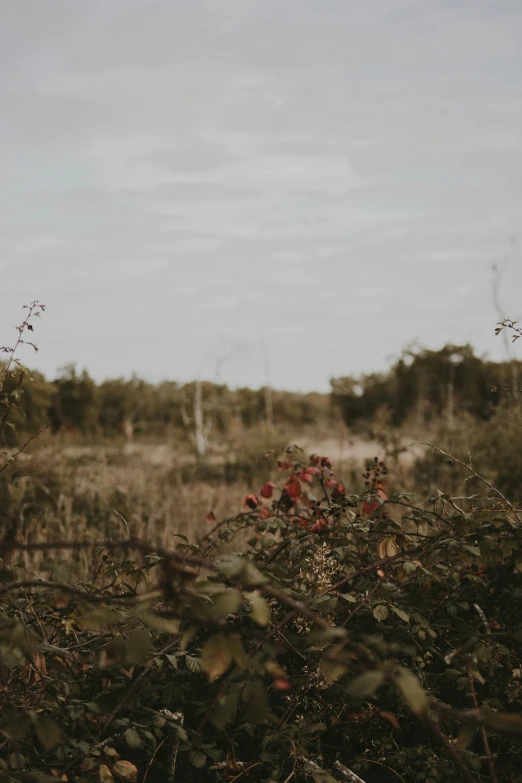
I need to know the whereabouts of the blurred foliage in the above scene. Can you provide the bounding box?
[331,343,518,428]
[4,307,522,781]
[3,449,522,782]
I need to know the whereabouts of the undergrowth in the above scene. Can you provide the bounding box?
[1,307,522,783]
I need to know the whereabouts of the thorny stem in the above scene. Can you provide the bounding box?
[423,713,478,783]
[467,666,498,783]
[0,426,48,475]
[423,442,522,524]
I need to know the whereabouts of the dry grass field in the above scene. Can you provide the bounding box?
[4,428,427,581]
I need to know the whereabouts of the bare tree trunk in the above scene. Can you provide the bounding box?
[122,418,134,445]
[260,342,274,431]
[180,381,211,460]
[447,363,455,431]
[193,380,209,460]
[264,385,274,431]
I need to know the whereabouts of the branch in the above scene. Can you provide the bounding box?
[0,426,48,474]
[423,443,521,524]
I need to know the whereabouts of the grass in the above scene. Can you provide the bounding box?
[2,425,428,581]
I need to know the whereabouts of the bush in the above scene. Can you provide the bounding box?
[2,449,522,782]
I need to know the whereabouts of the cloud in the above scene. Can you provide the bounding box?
[0,0,521,390]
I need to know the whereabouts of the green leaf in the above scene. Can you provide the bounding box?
[395,667,429,715]
[347,670,385,704]
[456,723,476,749]
[240,562,267,588]
[124,628,153,665]
[8,753,26,770]
[307,626,347,650]
[228,633,247,669]
[390,606,410,623]
[137,611,180,634]
[166,653,179,669]
[35,715,61,751]
[339,593,358,603]
[185,655,202,674]
[200,633,233,682]
[246,591,272,626]
[243,679,269,724]
[215,555,246,580]
[124,728,142,749]
[209,589,241,620]
[188,750,207,769]
[81,607,126,630]
[211,689,241,730]
[373,605,389,622]
[320,658,349,683]
[481,708,522,735]
[2,710,31,741]
[463,545,481,557]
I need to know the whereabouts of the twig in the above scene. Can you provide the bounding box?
[1,537,342,634]
[467,667,498,783]
[142,737,167,783]
[0,426,48,474]
[423,443,521,524]
[333,760,368,783]
[111,508,131,539]
[298,757,367,783]
[228,762,261,783]
[0,370,25,443]
[0,579,163,604]
[423,713,477,783]
[168,712,184,783]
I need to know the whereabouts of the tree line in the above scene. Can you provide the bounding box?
[0,362,335,446]
[332,343,519,430]
[1,344,519,446]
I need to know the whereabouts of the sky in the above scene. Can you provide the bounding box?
[1,0,522,392]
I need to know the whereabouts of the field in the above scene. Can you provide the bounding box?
[4,314,522,782]
[7,428,425,573]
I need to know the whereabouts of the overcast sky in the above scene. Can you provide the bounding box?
[1,0,522,391]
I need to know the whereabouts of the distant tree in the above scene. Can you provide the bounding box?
[49,364,99,435]
[97,375,152,441]
[331,344,502,430]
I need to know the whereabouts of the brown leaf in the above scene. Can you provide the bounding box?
[99,764,114,783]
[200,633,232,682]
[113,760,138,782]
[380,710,400,729]
[377,536,399,559]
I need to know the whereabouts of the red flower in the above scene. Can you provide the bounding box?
[273,678,292,690]
[362,486,388,516]
[285,477,302,501]
[260,481,276,499]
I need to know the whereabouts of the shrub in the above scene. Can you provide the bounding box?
[3,308,522,783]
[2,448,522,782]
